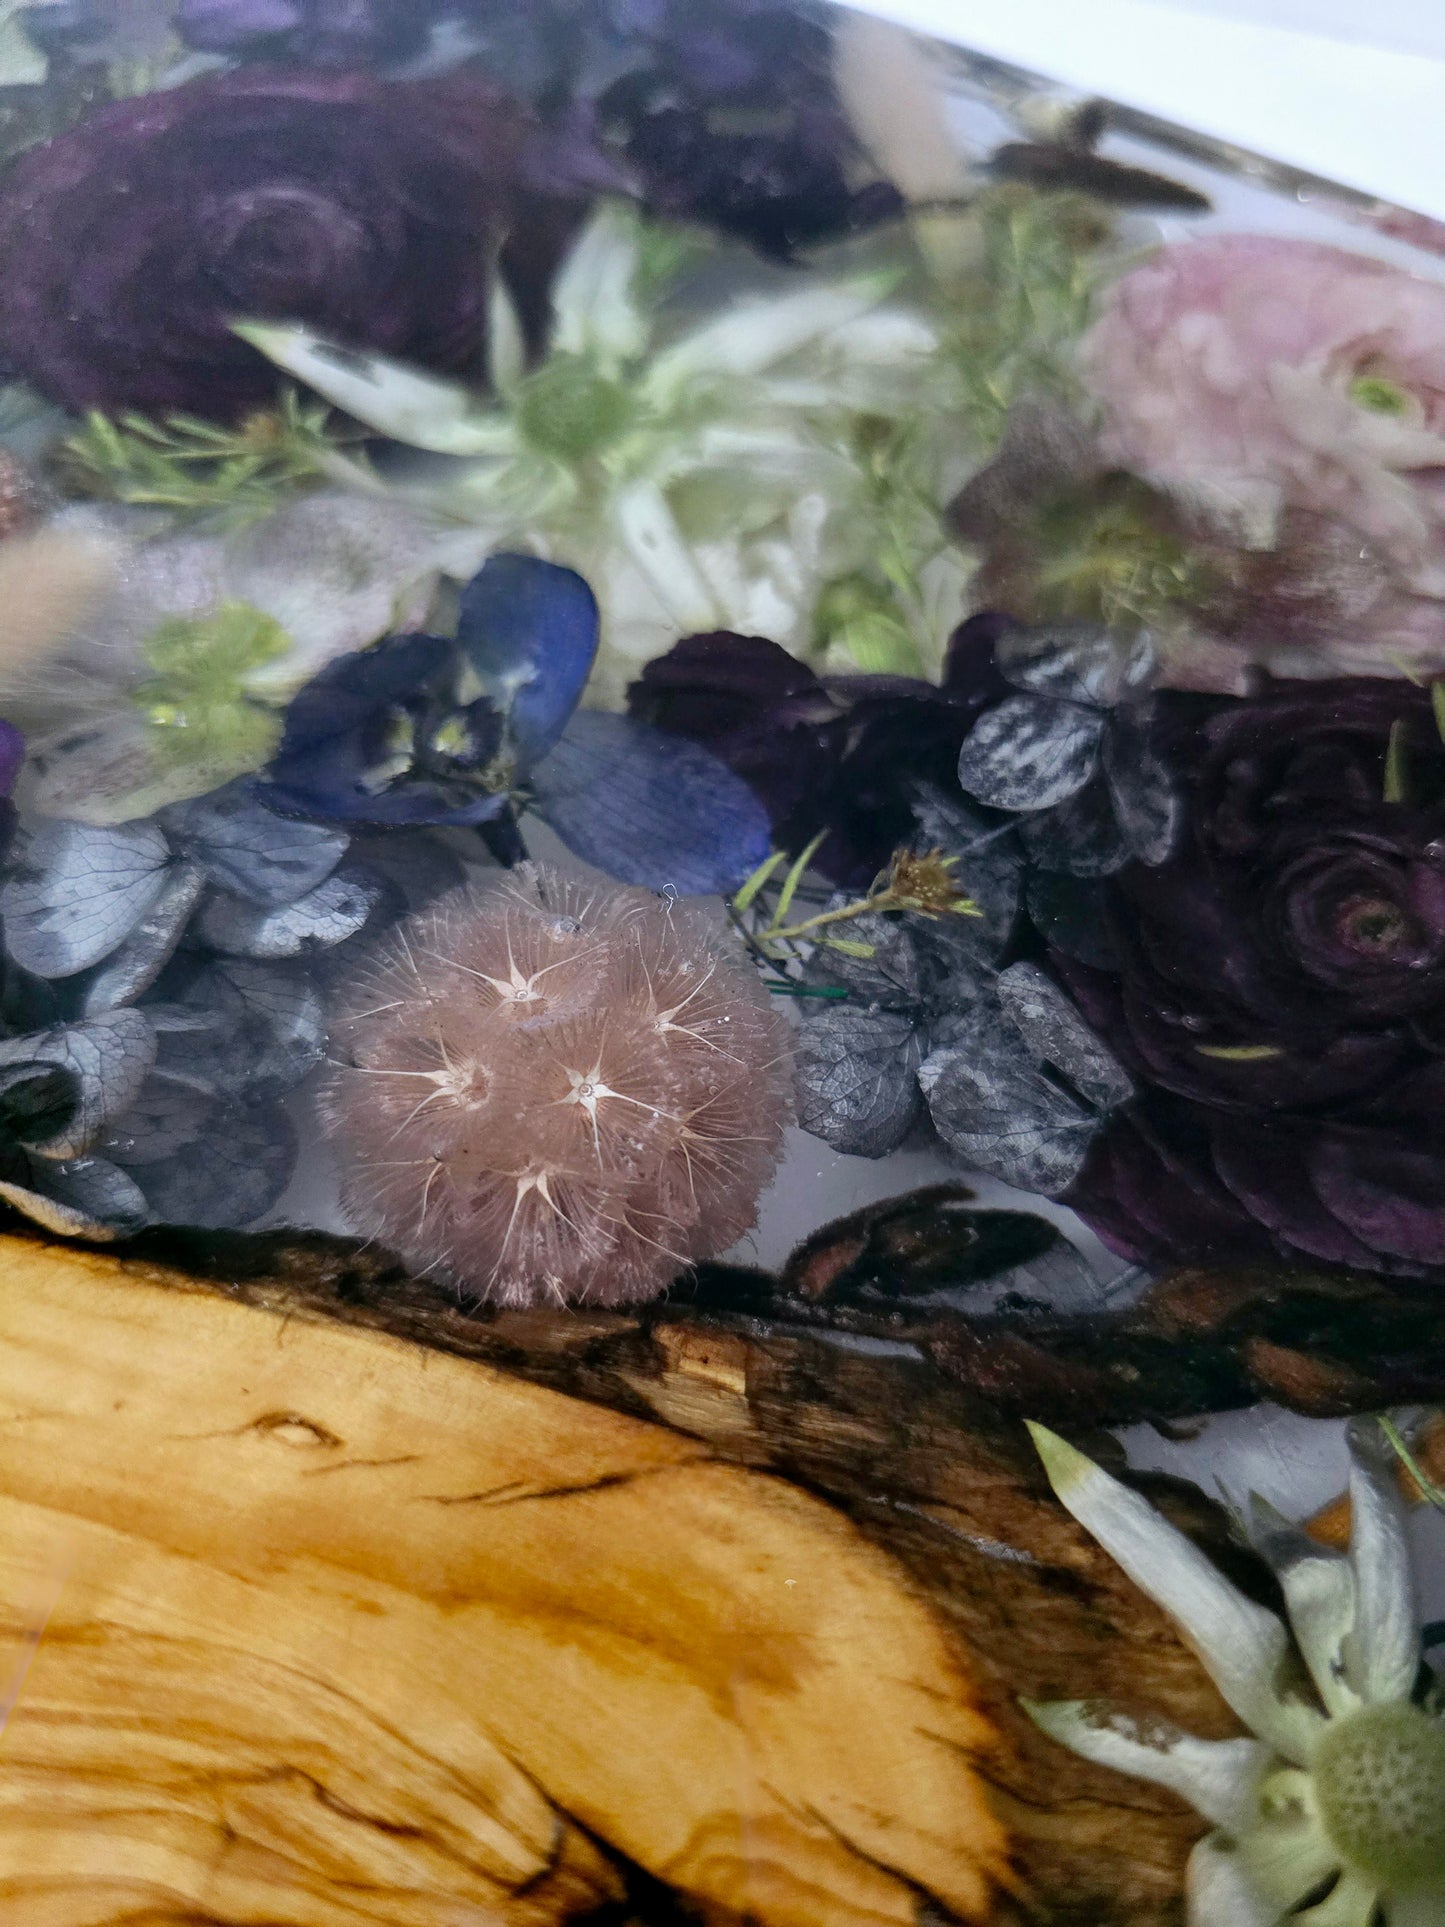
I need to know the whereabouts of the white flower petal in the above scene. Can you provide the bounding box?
[612,481,722,633]
[1185,1833,1277,1927]
[549,202,647,370]
[486,277,527,396]
[643,276,897,403]
[1248,1496,1361,1720]
[1029,1425,1324,1763]
[1344,1417,1421,1706]
[1240,1786,1341,1916]
[232,323,518,457]
[1023,1699,1265,1831]
[832,13,973,204]
[0,6,47,87]
[1295,1869,1384,1927]
[818,310,941,365]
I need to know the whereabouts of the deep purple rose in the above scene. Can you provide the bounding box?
[1058,678,1445,1273]
[628,620,1008,887]
[0,67,574,419]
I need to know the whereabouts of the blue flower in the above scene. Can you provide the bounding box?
[257,553,772,896]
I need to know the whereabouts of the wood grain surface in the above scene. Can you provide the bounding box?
[0,1218,1377,1924]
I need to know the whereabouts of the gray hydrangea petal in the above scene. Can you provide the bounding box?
[1,818,171,977]
[345,831,466,913]
[164,783,348,906]
[0,1061,75,1148]
[995,626,1157,708]
[994,624,1129,705]
[129,1102,297,1229]
[907,784,1022,950]
[1026,871,1120,970]
[1019,779,1130,877]
[802,909,923,1010]
[796,1005,924,1157]
[957,694,1104,813]
[0,1010,157,1159]
[996,961,1133,1112]
[1102,706,1182,867]
[919,1026,1100,1194]
[152,957,326,1105]
[98,1077,214,1166]
[0,1155,152,1238]
[195,863,386,959]
[79,862,206,1015]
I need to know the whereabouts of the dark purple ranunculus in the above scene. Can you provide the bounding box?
[1068,1095,1445,1276]
[1057,677,1445,1274]
[0,67,577,419]
[628,620,1009,887]
[595,0,901,259]
[0,721,22,863]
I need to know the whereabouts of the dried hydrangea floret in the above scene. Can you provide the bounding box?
[1026,1418,1445,1927]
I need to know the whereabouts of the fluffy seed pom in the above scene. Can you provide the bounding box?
[319,865,794,1306]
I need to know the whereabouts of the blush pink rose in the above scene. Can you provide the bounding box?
[1079,235,1445,680]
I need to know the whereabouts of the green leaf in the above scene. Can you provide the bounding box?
[732,849,787,914]
[773,832,827,925]
[822,937,877,958]
[1194,1043,1285,1062]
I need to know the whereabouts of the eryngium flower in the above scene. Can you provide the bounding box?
[1054,677,1445,1273]
[0,67,560,419]
[319,866,793,1305]
[1026,1418,1445,1927]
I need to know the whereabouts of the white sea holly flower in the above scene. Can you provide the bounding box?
[1026,1419,1445,1927]
[236,201,963,694]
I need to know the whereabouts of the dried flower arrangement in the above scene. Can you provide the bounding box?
[0,16,1439,1920]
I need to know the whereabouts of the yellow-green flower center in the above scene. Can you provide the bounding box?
[516,353,633,462]
[1350,374,1413,417]
[1313,1702,1445,1890]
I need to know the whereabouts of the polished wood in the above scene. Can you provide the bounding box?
[0,1224,1281,1923]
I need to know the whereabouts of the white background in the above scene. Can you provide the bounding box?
[837,0,1445,221]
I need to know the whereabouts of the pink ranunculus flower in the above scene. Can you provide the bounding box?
[1079,235,1445,678]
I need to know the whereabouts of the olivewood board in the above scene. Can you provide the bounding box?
[0,1211,1441,1924]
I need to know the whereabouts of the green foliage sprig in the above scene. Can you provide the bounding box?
[732,839,979,983]
[60,390,347,523]
[948,186,1113,452]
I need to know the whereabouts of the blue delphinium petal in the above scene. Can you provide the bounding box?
[0,720,23,799]
[528,709,772,895]
[257,632,512,828]
[457,554,600,767]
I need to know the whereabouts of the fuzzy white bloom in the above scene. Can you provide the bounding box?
[1027,1419,1445,1927]
[237,202,968,700]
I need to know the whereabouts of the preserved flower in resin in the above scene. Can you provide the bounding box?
[1027,1418,1445,1927]
[1080,235,1445,678]
[0,66,568,419]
